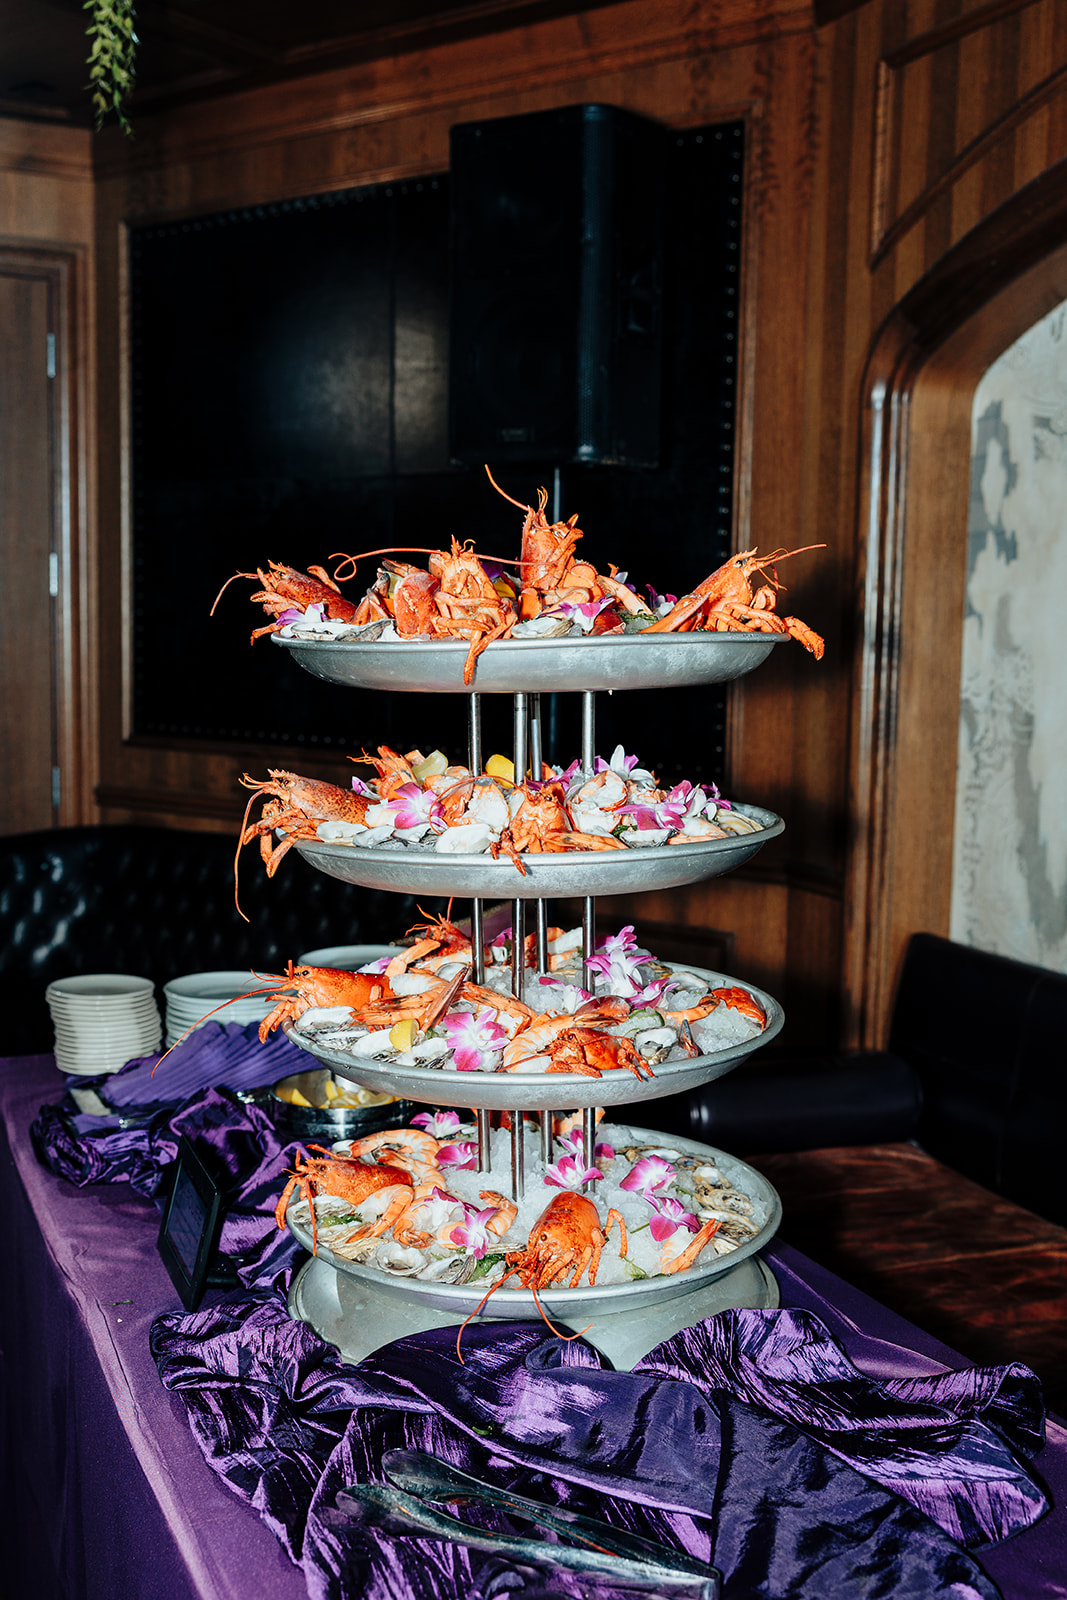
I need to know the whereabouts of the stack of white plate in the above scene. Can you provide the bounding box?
[46,975,162,1076]
[162,970,278,1046]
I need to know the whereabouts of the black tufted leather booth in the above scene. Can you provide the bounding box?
[647,932,1067,1228]
[0,825,437,1056]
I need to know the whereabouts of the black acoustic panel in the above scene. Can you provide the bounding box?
[127,124,741,786]
[448,103,666,467]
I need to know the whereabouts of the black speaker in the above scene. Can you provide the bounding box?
[448,103,666,468]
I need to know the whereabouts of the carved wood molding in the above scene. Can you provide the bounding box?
[869,0,1058,265]
[846,164,1067,1046]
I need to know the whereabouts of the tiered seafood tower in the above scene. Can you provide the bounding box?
[276,629,788,1369]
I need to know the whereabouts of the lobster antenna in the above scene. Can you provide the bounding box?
[150,965,290,1075]
[484,463,533,513]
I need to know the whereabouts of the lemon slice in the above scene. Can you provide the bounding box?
[323,1078,338,1101]
[277,1086,313,1107]
[412,749,449,782]
[390,1018,417,1051]
[486,753,514,781]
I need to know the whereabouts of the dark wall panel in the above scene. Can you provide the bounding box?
[130,122,742,783]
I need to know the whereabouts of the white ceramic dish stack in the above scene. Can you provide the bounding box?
[46,974,162,1076]
[162,970,279,1046]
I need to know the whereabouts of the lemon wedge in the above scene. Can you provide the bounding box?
[277,1086,312,1107]
[323,1078,338,1101]
[412,749,449,782]
[486,753,514,781]
[390,1018,417,1051]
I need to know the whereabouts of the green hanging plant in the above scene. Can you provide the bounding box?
[84,0,138,136]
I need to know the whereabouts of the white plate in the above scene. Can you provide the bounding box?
[296,944,399,969]
[46,974,156,1000]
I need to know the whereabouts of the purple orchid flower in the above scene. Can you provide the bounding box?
[278,602,325,628]
[646,584,677,611]
[647,1194,701,1242]
[442,1007,507,1071]
[411,1110,464,1139]
[554,594,617,632]
[391,782,445,833]
[446,1205,502,1258]
[437,1141,478,1171]
[620,1154,676,1197]
[544,1153,600,1190]
[592,745,641,777]
[559,1128,614,1164]
[536,977,593,1013]
[350,774,375,798]
[585,925,649,997]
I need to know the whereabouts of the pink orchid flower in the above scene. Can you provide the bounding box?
[620,1154,676,1197]
[278,603,325,628]
[560,1128,614,1164]
[544,1154,600,1190]
[554,595,617,632]
[437,1141,478,1171]
[391,782,444,833]
[442,1007,508,1071]
[411,1110,463,1139]
[447,1205,504,1258]
[647,1195,701,1243]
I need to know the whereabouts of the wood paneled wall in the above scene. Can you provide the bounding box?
[82,0,1067,1049]
[0,120,97,826]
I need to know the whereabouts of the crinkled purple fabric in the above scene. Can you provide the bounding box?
[31,1085,304,1289]
[152,1297,1012,1600]
[637,1312,1046,1546]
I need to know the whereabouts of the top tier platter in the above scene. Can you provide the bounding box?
[272,630,786,694]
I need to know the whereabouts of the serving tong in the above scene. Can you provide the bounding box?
[334,1449,720,1597]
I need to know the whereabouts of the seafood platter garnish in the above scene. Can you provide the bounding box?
[248,918,770,1087]
[214,467,824,687]
[278,1116,774,1311]
[235,743,768,902]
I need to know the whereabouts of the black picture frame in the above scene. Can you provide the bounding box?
[157,1134,226,1311]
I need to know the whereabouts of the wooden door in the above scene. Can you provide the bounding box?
[0,263,60,833]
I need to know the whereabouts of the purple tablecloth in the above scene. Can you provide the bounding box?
[3,1054,1066,1599]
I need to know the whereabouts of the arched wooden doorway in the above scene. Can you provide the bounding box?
[845,162,1067,1048]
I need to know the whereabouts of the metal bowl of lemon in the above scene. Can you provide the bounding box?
[270,1069,412,1142]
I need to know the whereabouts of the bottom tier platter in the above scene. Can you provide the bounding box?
[290,1250,779,1371]
[283,1123,781,1370]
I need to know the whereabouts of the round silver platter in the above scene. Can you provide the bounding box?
[284,1124,781,1334]
[284,964,783,1111]
[289,1250,779,1371]
[273,630,787,694]
[294,803,782,899]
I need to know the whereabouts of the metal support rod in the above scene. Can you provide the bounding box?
[582,896,596,994]
[529,691,543,779]
[470,898,485,985]
[582,1106,598,1179]
[580,690,595,777]
[510,1112,525,1202]
[512,898,526,999]
[477,1108,492,1173]
[468,694,483,775]
[535,899,549,974]
[513,691,528,783]
[539,1109,553,1167]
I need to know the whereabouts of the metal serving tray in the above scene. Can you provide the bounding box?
[294,803,783,899]
[284,965,783,1111]
[284,1125,781,1328]
[273,631,786,694]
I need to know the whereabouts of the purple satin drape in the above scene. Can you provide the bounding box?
[16,1048,1067,1600]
